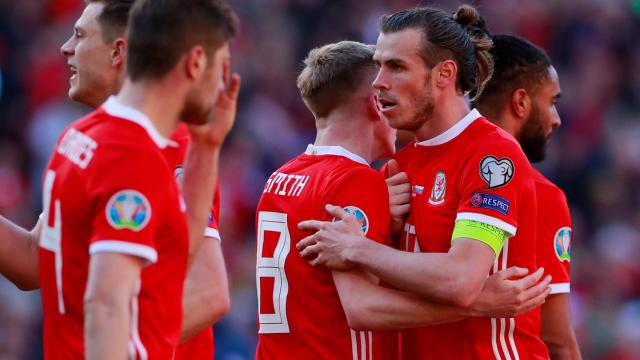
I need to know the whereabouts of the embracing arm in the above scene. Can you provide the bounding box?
[0,216,42,290]
[541,294,581,360]
[84,252,143,360]
[334,265,550,330]
[346,237,495,307]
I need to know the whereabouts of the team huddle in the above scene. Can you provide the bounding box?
[0,0,581,359]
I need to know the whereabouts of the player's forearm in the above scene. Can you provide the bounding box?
[180,237,230,343]
[0,216,41,290]
[84,296,130,360]
[541,294,582,360]
[334,270,468,330]
[348,239,484,306]
[182,143,221,256]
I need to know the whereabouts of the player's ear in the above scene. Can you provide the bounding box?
[510,88,531,120]
[434,60,457,89]
[368,92,381,121]
[183,45,207,81]
[111,38,126,69]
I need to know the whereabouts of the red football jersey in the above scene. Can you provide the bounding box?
[38,97,188,359]
[532,168,571,294]
[393,110,549,360]
[255,145,391,360]
[170,123,222,359]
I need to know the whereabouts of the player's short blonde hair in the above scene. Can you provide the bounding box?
[297,41,376,117]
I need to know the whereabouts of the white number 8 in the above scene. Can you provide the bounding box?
[256,211,290,334]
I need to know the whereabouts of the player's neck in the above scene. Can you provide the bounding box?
[413,95,470,142]
[116,78,183,139]
[314,115,375,164]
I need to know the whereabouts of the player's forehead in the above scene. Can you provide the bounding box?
[541,65,561,96]
[373,28,424,63]
[75,2,104,34]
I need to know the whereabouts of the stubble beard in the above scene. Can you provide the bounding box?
[518,104,548,163]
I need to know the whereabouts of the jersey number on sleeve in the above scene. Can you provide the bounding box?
[256,211,290,334]
[40,170,65,314]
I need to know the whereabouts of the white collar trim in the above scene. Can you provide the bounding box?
[416,108,481,146]
[102,96,177,149]
[304,144,369,166]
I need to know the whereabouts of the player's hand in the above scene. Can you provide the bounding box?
[297,204,366,270]
[188,58,241,147]
[385,159,410,240]
[470,267,551,318]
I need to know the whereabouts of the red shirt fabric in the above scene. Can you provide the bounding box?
[39,97,188,359]
[532,168,571,294]
[393,110,549,360]
[255,145,391,360]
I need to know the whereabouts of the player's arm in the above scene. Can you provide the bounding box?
[84,252,143,360]
[182,59,240,257]
[541,294,581,360]
[300,205,505,307]
[333,265,550,330]
[0,216,42,290]
[180,234,230,343]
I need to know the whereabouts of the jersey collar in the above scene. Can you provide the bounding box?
[416,108,481,147]
[304,144,369,166]
[102,96,177,149]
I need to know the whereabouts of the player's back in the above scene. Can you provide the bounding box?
[39,98,188,359]
[256,145,390,360]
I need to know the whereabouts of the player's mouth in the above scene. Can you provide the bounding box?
[68,64,78,81]
[376,94,398,114]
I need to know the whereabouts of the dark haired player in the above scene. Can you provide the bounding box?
[37,0,237,358]
[298,5,551,359]
[0,1,236,358]
[475,34,581,360]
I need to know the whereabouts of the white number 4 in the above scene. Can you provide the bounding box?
[40,170,65,314]
[256,211,290,334]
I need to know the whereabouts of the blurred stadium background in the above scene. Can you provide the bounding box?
[1,0,640,359]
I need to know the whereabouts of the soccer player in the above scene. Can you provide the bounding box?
[298,5,551,359]
[0,0,236,358]
[256,40,549,360]
[39,0,234,358]
[475,34,581,359]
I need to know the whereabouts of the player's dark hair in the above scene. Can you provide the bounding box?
[126,0,238,81]
[474,34,551,110]
[297,41,377,118]
[380,4,494,101]
[84,0,134,42]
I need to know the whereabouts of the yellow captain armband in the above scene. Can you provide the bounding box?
[451,219,508,259]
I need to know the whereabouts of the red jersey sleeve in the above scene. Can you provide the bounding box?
[456,138,531,237]
[87,148,175,264]
[324,167,391,246]
[204,183,222,240]
[536,182,572,293]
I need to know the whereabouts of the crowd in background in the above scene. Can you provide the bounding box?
[1,0,640,359]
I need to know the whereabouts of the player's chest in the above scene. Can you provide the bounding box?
[402,163,462,252]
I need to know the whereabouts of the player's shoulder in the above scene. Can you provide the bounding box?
[532,168,567,202]
[468,117,530,163]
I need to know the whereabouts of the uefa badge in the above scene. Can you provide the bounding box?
[428,171,446,205]
[553,227,572,262]
[335,206,370,235]
[480,156,514,189]
[105,190,151,232]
